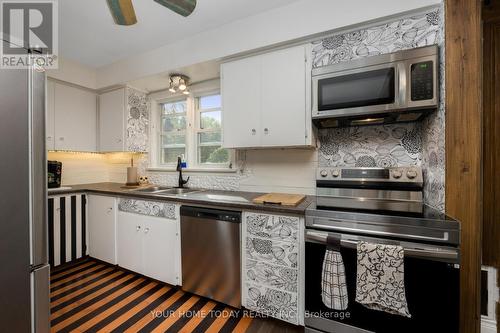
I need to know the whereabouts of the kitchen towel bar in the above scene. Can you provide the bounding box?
[305,230,459,263]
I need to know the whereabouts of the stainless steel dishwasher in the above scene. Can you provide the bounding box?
[180,206,241,308]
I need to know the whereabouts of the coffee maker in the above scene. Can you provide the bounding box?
[47,160,62,188]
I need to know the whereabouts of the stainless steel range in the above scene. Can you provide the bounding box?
[304,167,460,333]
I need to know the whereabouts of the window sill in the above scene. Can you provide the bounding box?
[146,167,238,174]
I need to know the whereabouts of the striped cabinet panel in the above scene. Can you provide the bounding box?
[48,194,88,267]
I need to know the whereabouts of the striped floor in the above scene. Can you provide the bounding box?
[50,259,254,333]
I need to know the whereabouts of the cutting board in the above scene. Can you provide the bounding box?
[252,193,306,206]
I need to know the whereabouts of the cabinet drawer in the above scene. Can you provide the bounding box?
[118,199,176,219]
[246,259,298,293]
[246,213,299,243]
[246,237,298,268]
[244,283,298,325]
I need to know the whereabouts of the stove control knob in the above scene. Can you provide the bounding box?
[406,169,418,179]
[392,169,403,179]
[320,169,328,177]
[331,169,340,177]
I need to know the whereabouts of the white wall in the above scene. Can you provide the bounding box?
[48,152,109,185]
[48,152,142,185]
[96,0,440,88]
[47,57,97,89]
[239,149,317,195]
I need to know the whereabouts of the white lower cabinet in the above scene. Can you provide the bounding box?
[242,211,304,325]
[116,199,180,285]
[88,195,117,264]
[116,210,143,273]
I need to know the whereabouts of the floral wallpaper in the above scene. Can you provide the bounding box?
[126,88,149,152]
[118,198,176,219]
[245,284,298,324]
[318,124,422,168]
[246,259,298,293]
[242,212,301,324]
[246,213,299,243]
[312,10,441,68]
[246,237,298,268]
[313,6,445,211]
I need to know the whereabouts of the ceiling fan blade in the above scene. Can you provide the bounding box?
[106,0,137,25]
[154,0,197,17]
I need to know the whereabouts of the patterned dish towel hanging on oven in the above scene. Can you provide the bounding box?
[355,241,411,317]
[321,234,348,310]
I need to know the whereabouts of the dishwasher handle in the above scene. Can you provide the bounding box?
[180,205,241,223]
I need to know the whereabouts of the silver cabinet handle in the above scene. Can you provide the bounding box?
[264,128,269,134]
[117,139,122,143]
[59,137,64,141]
[144,227,150,234]
[251,129,256,135]
[107,207,113,213]
[47,136,52,140]
[136,225,141,231]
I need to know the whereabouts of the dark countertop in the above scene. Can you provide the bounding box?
[48,182,313,215]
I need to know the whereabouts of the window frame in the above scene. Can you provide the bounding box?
[193,91,230,168]
[158,97,189,168]
[151,88,234,171]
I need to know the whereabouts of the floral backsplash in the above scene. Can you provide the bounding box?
[318,124,422,168]
[313,6,445,211]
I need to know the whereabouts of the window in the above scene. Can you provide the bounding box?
[157,92,231,169]
[160,99,187,165]
[195,94,229,165]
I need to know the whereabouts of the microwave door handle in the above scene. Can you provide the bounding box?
[397,62,407,108]
[305,230,459,263]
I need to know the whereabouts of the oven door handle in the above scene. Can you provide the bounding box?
[305,230,459,263]
[311,218,450,243]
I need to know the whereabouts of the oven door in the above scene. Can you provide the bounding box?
[305,230,459,333]
[312,62,404,119]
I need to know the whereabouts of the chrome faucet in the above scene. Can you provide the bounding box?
[176,156,189,188]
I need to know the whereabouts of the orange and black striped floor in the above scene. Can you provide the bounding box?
[50,259,302,333]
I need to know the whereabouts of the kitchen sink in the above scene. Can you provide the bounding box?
[130,186,173,193]
[156,188,203,195]
[130,186,203,196]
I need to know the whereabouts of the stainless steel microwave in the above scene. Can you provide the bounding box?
[312,45,438,128]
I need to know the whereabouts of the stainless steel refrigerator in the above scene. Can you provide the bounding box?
[0,39,50,333]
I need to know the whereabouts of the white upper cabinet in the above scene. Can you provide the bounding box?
[221,56,262,148]
[99,88,126,152]
[221,45,312,149]
[261,47,308,147]
[51,82,97,151]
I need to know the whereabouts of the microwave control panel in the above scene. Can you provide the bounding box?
[410,61,434,101]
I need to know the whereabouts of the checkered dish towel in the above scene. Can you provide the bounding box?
[321,249,348,310]
[355,241,411,317]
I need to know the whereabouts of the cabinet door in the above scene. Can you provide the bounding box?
[116,211,143,274]
[142,216,179,285]
[46,80,55,150]
[54,83,97,151]
[221,56,262,148]
[261,46,307,147]
[99,88,125,152]
[88,195,116,264]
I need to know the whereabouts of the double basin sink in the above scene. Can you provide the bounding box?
[130,186,204,197]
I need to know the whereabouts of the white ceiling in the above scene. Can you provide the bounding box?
[59,0,301,68]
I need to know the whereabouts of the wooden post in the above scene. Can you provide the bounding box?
[445,1,483,333]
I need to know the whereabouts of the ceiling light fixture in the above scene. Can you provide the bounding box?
[178,78,187,91]
[168,74,190,95]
